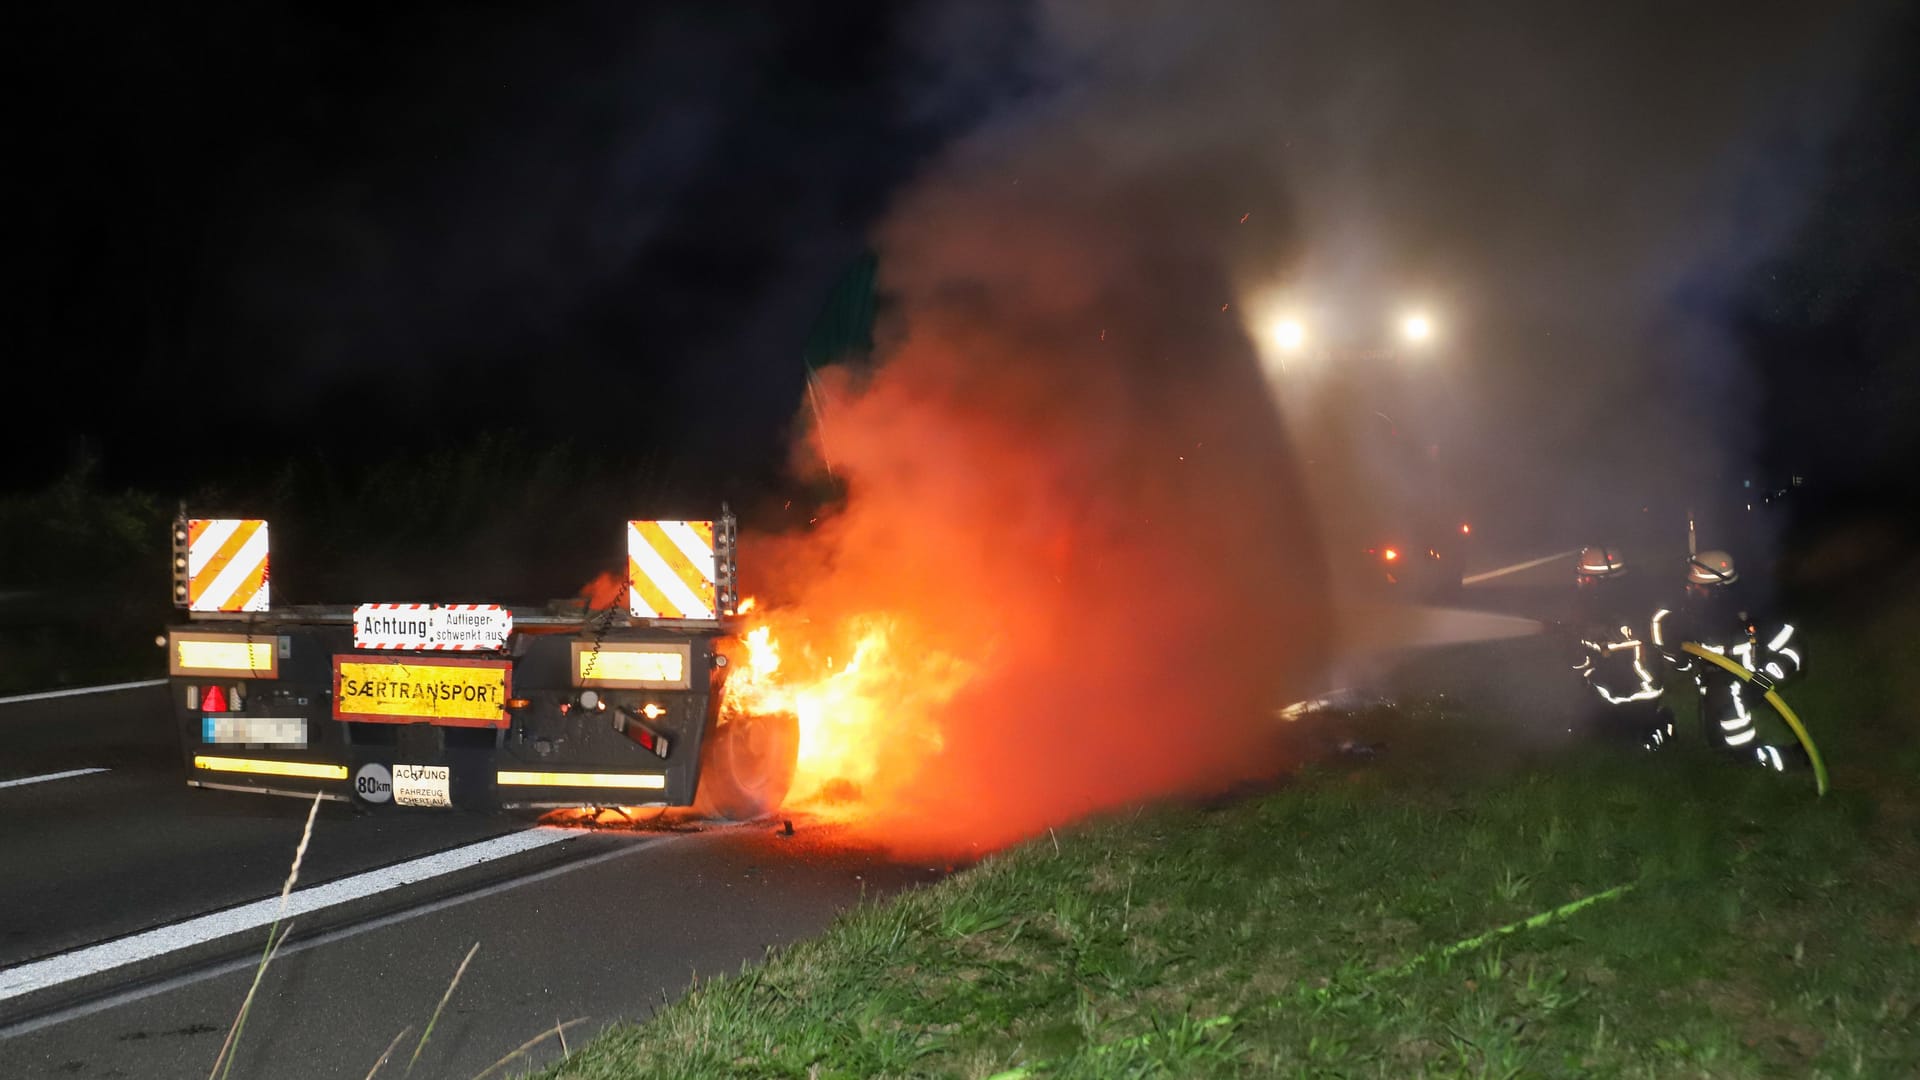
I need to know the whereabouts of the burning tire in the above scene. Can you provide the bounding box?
[694,709,799,821]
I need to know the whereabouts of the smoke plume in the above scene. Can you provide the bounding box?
[741,120,1328,853]
[738,2,1894,854]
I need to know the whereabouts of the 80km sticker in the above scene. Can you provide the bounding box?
[354,763,394,803]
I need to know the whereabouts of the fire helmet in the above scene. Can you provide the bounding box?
[1576,546,1627,579]
[1687,550,1739,586]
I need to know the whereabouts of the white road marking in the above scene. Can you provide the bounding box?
[0,679,167,707]
[0,768,110,791]
[1462,549,1580,587]
[0,832,671,1039]
[0,828,573,1003]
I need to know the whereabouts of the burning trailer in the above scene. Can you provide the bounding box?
[163,508,797,818]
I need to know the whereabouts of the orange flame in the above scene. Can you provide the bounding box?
[579,571,624,611]
[721,611,972,813]
[694,339,1327,858]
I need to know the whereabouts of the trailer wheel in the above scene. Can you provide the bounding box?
[694,710,799,821]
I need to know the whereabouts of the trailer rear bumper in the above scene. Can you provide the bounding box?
[170,624,728,811]
[182,751,688,810]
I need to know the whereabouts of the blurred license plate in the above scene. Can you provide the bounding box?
[393,764,451,808]
[202,716,307,747]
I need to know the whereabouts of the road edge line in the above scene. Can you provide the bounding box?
[0,834,670,1039]
[0,679,168,708]
[1462,549,1580,586]
[0,829,574,1003]
[0,768,110,791]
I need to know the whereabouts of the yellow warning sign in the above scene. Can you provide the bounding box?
[627,520,718,620]
[186,518,271,612]
[333,657,510,728]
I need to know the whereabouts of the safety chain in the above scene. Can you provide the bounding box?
[577,572,635,686]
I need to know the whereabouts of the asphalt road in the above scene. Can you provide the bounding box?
[0,685,946,1079]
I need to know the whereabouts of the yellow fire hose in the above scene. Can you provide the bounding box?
[1680,641,1829,796]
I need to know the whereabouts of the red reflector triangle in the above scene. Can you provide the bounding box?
[203,685,228,713]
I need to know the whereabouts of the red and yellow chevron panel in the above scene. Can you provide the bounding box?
[186,519,271,613]
[627,520,717,620]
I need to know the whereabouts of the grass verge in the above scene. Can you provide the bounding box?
[537,606,1920,1079]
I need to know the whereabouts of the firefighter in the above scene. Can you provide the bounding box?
[1650,550,1806,771]
[1568,546,1671,748]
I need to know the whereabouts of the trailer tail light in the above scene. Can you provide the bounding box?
[496,770,667,790]
[193,755,347,781]
[572,641,691,690]
[169,632,279,679]
[614,707,672,759]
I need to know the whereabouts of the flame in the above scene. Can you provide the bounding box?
[721,610,973,812]
[579,571,624,611]
[736,596,758,615]
[541,806,703,832]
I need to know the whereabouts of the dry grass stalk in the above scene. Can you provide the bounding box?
[466,1017,590,1080]
[363,1025,413,1080]
[208,791,322,1080]
[408,940,481,1074]
[276,791,322,910]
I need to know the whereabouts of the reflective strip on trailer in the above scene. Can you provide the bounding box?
[496,770,666,789]
[627,520,717,620]
[186,519,271,612]
[193,755,346,780]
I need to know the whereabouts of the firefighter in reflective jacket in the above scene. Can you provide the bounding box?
[1569,546,1672,747]
[1650,550,1806,771]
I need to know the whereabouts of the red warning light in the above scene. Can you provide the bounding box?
[1459,523,1472,536]
[1383,548,1400,562]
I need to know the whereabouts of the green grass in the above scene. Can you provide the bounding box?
[535,598,1920,1079]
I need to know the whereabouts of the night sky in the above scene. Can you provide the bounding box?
[13,2,1022,497]
[12,2,1919,526]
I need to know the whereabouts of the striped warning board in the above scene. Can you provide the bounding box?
[186,519,271,613]
[627,520,717,621]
